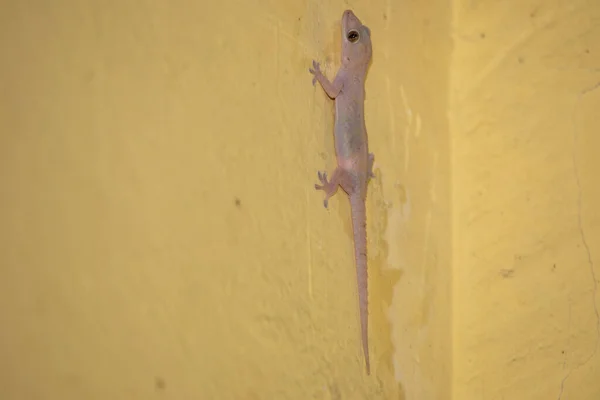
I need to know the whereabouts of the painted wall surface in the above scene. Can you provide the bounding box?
[0,1,450,399]
[2,0,598,399]
[380,2,452,399]
[450,0,600,399]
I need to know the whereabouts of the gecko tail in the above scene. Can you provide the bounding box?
[350,192,370,375]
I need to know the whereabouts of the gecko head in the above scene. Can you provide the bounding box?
[341,10,372,67]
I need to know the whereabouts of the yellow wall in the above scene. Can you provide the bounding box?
[0,0,598,399]
[451,0,600,399]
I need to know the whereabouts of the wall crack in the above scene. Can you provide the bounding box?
[557,81,600,400]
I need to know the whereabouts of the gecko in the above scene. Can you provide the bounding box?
[309,9,374,375]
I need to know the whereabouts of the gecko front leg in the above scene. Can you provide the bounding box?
[309,61,343,99]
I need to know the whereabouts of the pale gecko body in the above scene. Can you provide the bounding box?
[309,10,374,375]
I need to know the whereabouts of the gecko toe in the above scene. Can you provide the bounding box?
[317,171,329,185]
[309,61,322,86]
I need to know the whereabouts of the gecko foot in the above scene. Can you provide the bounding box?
[309,60,323,86]
[315,169,341,208]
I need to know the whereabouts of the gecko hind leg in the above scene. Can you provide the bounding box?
[315,167,351,208]
[368,153,375,179]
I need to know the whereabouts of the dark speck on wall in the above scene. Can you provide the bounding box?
[234,197,241,207]
[480,32,486,39]
[499,269,515,278]
[155,376,166,391]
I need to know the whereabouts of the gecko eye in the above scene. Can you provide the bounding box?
[347,30,360,43]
